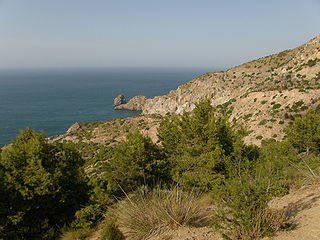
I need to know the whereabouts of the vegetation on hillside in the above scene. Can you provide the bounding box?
[0,129,88,239]
[1,99,320,239]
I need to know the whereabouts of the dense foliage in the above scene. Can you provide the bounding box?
[2,100,320,240]
[286,110,320,154]
[158,99,242,190]
[103,131,170,195]
[0,129,88,239]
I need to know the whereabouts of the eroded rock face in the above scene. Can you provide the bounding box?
[113,94,126,107]
[67,122,82,134]
[115,95,147,111]
[125,35,320,116]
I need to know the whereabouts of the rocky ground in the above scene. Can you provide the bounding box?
[107,35,320,145]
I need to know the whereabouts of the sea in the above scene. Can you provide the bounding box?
[0,67,211,147]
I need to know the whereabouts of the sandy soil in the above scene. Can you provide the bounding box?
[152,184,320,240]
[267,184,320,240]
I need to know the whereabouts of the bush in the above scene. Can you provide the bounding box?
[100,219,125,240]
[258,140,299,193]
[157,99,243,190]
[0,128,89,239]
[72,204,105,229]
[286,111,320,154]
[306,58,319,67]
[114,186,206,240]
[272,103,281,109]
[213,161,289,240]
[103,131,171,197]
[258,119,268,125]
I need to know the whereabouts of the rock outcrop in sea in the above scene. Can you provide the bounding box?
[114,95,147,111]
[113,94,126,107]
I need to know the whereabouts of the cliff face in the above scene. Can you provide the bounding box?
[139,35,320,116]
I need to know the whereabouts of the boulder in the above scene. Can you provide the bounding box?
[113,94,126,106]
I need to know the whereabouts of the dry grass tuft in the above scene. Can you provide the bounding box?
[114,186,208,240]
[59,228,94,240]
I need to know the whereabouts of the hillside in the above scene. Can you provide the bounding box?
[147,183,320,240]
[57,35,320,146]
[11,35,320,240]
[139,35,320,116]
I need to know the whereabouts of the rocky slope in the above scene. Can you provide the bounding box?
[56,35,320,146]
[58,115,161,146]
[137,35,320,116]
[112,35,320,145]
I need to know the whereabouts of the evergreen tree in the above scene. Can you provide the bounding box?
[286,111,320,154]
[104,131,170,196]
[157,99,242,190]
[0,128,88,239]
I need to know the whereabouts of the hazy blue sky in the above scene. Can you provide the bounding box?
[0,0,319,69]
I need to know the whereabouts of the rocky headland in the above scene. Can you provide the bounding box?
[114,95,147,111]
[54,35,320,146]
[105,35,320,145]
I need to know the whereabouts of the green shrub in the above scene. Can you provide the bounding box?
[100,219,124,240]
[256,135,263,140]
[258,119,268,125]
[286,111,320,154]
[213,167,288,240]
[103,131,170,196]
[259,140,299,192]
[158,99,243,190]
[243,113,253,120]
[72,204,105,229]
[306,58,319,67]
[0,128,89,239]
[272,103,281,109]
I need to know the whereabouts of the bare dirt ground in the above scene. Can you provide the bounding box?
[267,183,320,240]
[151,183,320,240]
[87,183,320,240]
[150,227,221,240]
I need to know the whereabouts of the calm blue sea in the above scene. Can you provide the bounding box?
[0,67,210,147]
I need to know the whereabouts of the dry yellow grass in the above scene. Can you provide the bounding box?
[112,186,209,240]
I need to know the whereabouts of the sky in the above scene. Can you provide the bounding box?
[0,0,319,69]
